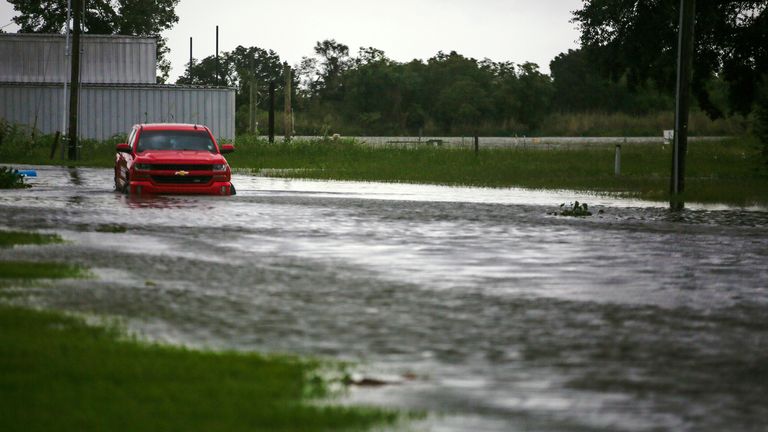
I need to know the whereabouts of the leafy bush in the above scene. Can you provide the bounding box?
[0,166,25,189]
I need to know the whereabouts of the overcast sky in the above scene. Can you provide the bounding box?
[1,0,583,81]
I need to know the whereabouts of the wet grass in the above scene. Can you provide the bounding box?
[0,261,86,279]
[0,305,398,432]
[0,231,64,248]
[227,136,768,206]
[0,129,118,168]
[0,229,401,431]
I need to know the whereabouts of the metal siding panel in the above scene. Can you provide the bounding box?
[78,87,87,139]
[0,84,235,140]
[112,88,120,138]
[185,90,192,124]
[95,89,103,140]
[0,34,155,84]
[144,41,156,84]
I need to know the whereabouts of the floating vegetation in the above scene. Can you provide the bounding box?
[550,201,600,217]
[0,166,28,189]
[95,224,128,233]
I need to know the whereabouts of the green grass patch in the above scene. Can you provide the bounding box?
[0,231,64,248]
[0,261,86,279]
[227,136,768,206]
[0,305,398,432]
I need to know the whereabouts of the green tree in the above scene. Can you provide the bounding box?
[513,63,554,131]
[225,45,285,116]
[572,0,768,118]
[343,48,404,134]
[8,0,180,82]
[176,56,234,87]
[549,48,673,114]
[313,39,350,100]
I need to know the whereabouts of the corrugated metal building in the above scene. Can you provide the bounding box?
[0,34,235,140]
[0,33,156,84]
[0,83,235,140]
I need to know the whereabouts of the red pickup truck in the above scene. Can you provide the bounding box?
[114,123,235,195]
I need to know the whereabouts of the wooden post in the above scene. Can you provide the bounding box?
[67,0,82,161]
[50,132,61,159]
[670,0,696,211]
[614,144,622,176]
[268,81,275,143]
[474,136,479,156]
[249,81,253,134]
[284,63,292,142]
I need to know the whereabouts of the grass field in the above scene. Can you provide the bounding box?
[227,136,768,206]
[2,130,766,206]
[0,232,400,431]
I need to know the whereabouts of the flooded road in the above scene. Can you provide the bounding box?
[2,166,768,431]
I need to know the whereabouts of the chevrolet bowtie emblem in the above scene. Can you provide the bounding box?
[175,170,189,176]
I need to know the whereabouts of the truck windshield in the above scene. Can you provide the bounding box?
[137,130,216,153]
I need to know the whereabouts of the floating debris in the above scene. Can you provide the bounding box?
[549,201,598,217]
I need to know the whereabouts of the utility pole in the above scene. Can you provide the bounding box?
[284,63,292,142]
[60,0,72,160]
[215,25,219,86]
[189,37,193,72]
[249,81,258,134]
[249,58,257,135]
[67,0,82,160]
[268,81,275,143]
[670,0,696,211]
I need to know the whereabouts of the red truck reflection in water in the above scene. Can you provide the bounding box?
[114,123,236,196]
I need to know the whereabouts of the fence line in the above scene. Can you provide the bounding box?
[258,135,729,149]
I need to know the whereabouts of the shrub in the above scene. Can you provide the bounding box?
[0,166,25,189]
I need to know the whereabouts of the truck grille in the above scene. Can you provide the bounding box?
[152,175,213,184]
[149,164,213,171]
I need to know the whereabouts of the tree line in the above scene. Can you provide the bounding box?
[179,40,685,137]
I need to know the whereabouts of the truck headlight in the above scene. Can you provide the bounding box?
[212,164,227,172]
[134,163,152,171]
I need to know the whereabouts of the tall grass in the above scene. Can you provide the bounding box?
[0,122,119,168]
[542,111,749,137]
[237,109,748,137]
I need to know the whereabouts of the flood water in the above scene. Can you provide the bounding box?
[1,166,767,431]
